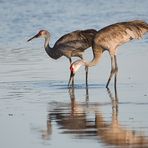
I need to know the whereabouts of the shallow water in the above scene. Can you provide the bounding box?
[0,0,148,148]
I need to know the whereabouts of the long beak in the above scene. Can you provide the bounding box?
[27,33,39,42]
[68,72,75,87]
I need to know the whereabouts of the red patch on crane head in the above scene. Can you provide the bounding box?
[70,65,74,73]
[38,30,47,36]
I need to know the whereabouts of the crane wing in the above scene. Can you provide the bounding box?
[95,20,148,49]
[54,29,97,48]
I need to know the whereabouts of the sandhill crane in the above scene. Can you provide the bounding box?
[27,29,97,84]
[69,20,148,88]
[95,88,148,146]
[47,87,148,146]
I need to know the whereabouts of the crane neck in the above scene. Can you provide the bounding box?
[44,36,53,57]
[86,54,101,67]
[85,47,103,67]
[44,36,50,49]
[44,36,62,60]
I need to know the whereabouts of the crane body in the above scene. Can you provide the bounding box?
[28,29,97,83]
[69,20,148,88]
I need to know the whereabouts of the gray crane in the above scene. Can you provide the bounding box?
[68,20,148,88]
[27,29,97,84]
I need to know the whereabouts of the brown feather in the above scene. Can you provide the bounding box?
[69,20,148,87]
[93,20,148,51]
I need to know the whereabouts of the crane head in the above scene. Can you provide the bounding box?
[27,30,50,42]
[68,64,75,87]
[68,60,86,86]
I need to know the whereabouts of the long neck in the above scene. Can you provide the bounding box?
[44,37,62,59]
[44,37,53,57]
[85,46,103,67]
[44,36,50,49]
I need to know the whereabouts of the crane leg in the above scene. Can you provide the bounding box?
[68,58,74,87]
[69,58,72,64]
[80,56,89,86]
[107,87,118,114]
[114,55,118,90]
[106,55,118,88]
[106,55,115,88]
[80,55,88,87]
[85,66,88,86]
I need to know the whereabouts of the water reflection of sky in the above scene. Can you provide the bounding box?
[44,87,148,147]
[0,0,148,48]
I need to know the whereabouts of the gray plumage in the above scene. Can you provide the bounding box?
[69,20,148,88]
[28,29,97,63]
[28,29,97,85]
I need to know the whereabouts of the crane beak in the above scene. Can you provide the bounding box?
[68,72,75,87]
[27,33,40,42]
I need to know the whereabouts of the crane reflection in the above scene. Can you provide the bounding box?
[43,87,148,147]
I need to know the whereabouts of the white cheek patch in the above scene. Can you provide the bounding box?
[74,64,81,73]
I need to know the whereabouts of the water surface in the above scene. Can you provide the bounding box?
[0,0,148,148]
